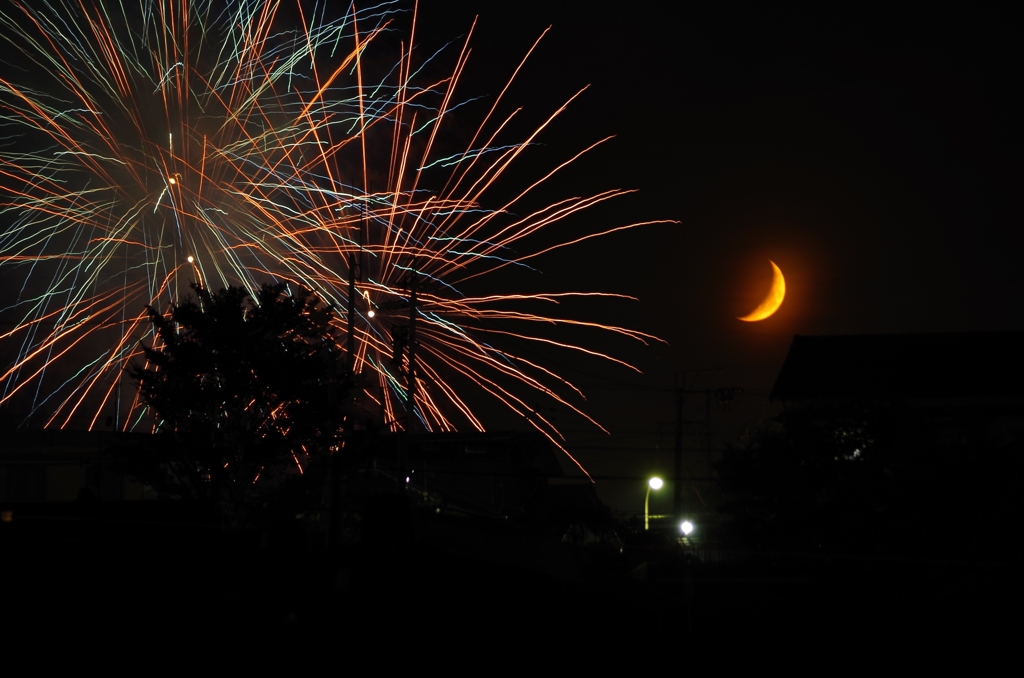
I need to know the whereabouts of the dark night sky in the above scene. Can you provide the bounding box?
[1,2,1018,514]
[411,2,1021,512]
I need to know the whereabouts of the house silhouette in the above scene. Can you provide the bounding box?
[771,332,1024,449]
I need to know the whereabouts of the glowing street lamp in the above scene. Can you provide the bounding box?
[680,520,694,536]
[645,477,663,531]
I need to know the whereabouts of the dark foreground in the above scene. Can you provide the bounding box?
[2,501,1019,653]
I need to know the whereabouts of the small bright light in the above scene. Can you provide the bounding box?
[367,310,375,318]
[648,477,663,490]
[187,256,194,263]
[680,520,694,536]
[168,177,176,185]
[405,476,410,483]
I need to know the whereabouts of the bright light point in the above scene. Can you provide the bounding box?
[680,520,694,536]
[649,477,663,490]
[405,476,410,483]
[168,177,176,185]
[187,256,194,263]
[367,310,375,318]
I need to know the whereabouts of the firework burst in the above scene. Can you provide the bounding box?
[0,0,669,474]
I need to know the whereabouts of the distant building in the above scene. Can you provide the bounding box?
[376,430,567,518]
[0,427,577,513]
[0,430,149,502]
[770,332,1024,449]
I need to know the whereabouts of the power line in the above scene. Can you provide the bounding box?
[566,446,727,452]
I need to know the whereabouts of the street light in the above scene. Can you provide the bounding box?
[645,477,663,531]
[680,520,694,536]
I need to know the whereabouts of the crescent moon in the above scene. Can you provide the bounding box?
[738,260,786,322]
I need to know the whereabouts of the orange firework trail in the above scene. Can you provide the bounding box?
[0,0,670,476]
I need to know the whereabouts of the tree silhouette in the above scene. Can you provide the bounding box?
[717,405,1024,557]
[716,409,885,553]
[129,282,349,506]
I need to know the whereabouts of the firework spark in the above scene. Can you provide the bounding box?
[0,0,669,475]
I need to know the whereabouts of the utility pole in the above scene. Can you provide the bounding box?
[706,388,712,468]
[347,250,356,373]
[346,257,360,374]
[674,386,684,522]
[346,203,365,374]
[335,205,363,549]
[385,270,418,489]
[674,369,720,523]
[329,238,358,517]
[405,269,418,433]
